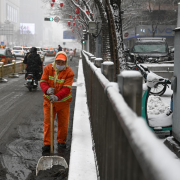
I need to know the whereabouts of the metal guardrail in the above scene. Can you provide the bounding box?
[0,60,25,82]
[82,50,180,180]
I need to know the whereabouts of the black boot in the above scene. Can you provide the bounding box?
[42,145,50,156]
[58,143,66,150]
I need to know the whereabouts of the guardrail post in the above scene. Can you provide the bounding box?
[88,54,94,60]
[101,61,114,81]
[117,70,143,116]
[0,62,8,82]
[94,58,103,68]
[18,60,26,74]
[90,56,96,63]
[8,60,19,78]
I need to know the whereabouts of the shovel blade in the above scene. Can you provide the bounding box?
[36,156,68,176]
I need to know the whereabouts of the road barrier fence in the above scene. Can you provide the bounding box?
[0,60,25,82]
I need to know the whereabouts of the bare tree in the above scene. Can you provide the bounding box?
[121,0,178,34]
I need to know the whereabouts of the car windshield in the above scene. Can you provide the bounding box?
[37,48,41,51]
[0,49,5,54]
[13,47,22,50]
[132,43,166,53]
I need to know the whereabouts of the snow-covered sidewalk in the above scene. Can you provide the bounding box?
[68,60,97,180]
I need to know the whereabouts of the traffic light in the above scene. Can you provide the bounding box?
[44,17,53,21]
[83,33,88,40]
[81,39,85,44]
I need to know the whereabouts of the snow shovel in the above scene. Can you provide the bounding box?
[36,101,68,176]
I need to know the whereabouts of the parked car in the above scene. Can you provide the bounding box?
[125,37,172,63]
[46,48,56,56]
[11,46,26,58]
[0,48,15,64]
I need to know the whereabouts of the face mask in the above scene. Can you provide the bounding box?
[56,64,65,71]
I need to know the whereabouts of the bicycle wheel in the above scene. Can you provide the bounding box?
[150,83,167,96]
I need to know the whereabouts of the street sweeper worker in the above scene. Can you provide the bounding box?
[40,51,74,155]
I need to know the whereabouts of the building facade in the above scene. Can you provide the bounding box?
[0,0,20,46]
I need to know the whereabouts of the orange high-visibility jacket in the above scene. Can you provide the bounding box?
[40,63,74,109]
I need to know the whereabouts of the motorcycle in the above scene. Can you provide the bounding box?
[25,72,39,91]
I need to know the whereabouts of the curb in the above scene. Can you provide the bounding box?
[68,59,97,180]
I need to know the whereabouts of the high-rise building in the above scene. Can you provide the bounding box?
[19,0,54,47]
[0,0,20,46]
[19,0,45,46]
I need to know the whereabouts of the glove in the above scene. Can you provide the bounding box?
[49,95,58,102]
[46,88,55,95]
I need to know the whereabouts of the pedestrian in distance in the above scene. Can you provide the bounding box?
[23,47,42,85]
[69,49,74,61]
[73,48,76,57]
[58,45,62,52]
[40,51,74,155]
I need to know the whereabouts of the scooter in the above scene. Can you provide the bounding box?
[142,69,172,136]
[25,73,38,91]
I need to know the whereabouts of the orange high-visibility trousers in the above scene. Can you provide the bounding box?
[43,101,70,145]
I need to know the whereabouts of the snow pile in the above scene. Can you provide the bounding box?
[147,95,169,115]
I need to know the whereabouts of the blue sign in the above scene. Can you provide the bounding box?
[1,42,4,45]
[63,31,76,39]
[63,42,66,45]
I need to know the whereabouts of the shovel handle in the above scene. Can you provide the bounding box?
[50,102,53,154]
